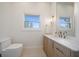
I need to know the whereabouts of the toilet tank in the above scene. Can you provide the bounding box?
[0,37,12,50]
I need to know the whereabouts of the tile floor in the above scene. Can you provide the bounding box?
[21,48,46,57]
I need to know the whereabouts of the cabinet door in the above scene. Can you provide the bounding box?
[54,42,70,57]
[55,47,65,57]
[43,36,49,56]
[43,36,54,57]
[47,39,54,57]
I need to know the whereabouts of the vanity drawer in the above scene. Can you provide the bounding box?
[54,42,70,56]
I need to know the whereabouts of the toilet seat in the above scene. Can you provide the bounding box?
[2,43,23,57]
[2,43,23,51]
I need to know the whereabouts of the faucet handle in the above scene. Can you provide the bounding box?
[63,31,67,38]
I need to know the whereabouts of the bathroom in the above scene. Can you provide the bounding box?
[0,2,79,57]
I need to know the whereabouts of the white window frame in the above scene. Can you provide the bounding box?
[23,14,41,31]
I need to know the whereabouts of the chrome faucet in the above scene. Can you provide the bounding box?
[55,31,67,39]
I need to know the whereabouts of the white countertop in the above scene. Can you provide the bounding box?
[44,34,79,52]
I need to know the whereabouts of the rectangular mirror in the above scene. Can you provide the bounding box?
[56,2,75,36]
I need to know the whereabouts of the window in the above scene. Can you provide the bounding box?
[24,15,40,30]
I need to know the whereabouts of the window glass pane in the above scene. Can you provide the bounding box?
[25,15,40,22]
[24,15,40,29]
[24,21,29,28]
[32,22,40,29]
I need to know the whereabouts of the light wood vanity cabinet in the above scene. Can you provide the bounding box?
[43,35,79,57]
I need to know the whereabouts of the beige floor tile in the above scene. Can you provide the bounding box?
[21,48,46,57]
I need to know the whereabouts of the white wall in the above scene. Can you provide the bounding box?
[74,2,79,39]
[50,3,57,35]
[0,3,12,37]
[0,2,51,48]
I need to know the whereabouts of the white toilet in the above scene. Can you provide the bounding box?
[0,37,23,57]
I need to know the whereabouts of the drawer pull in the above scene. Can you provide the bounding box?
[56,48,64,55]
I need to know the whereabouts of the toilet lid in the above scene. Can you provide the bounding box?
[2,43,23,51]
